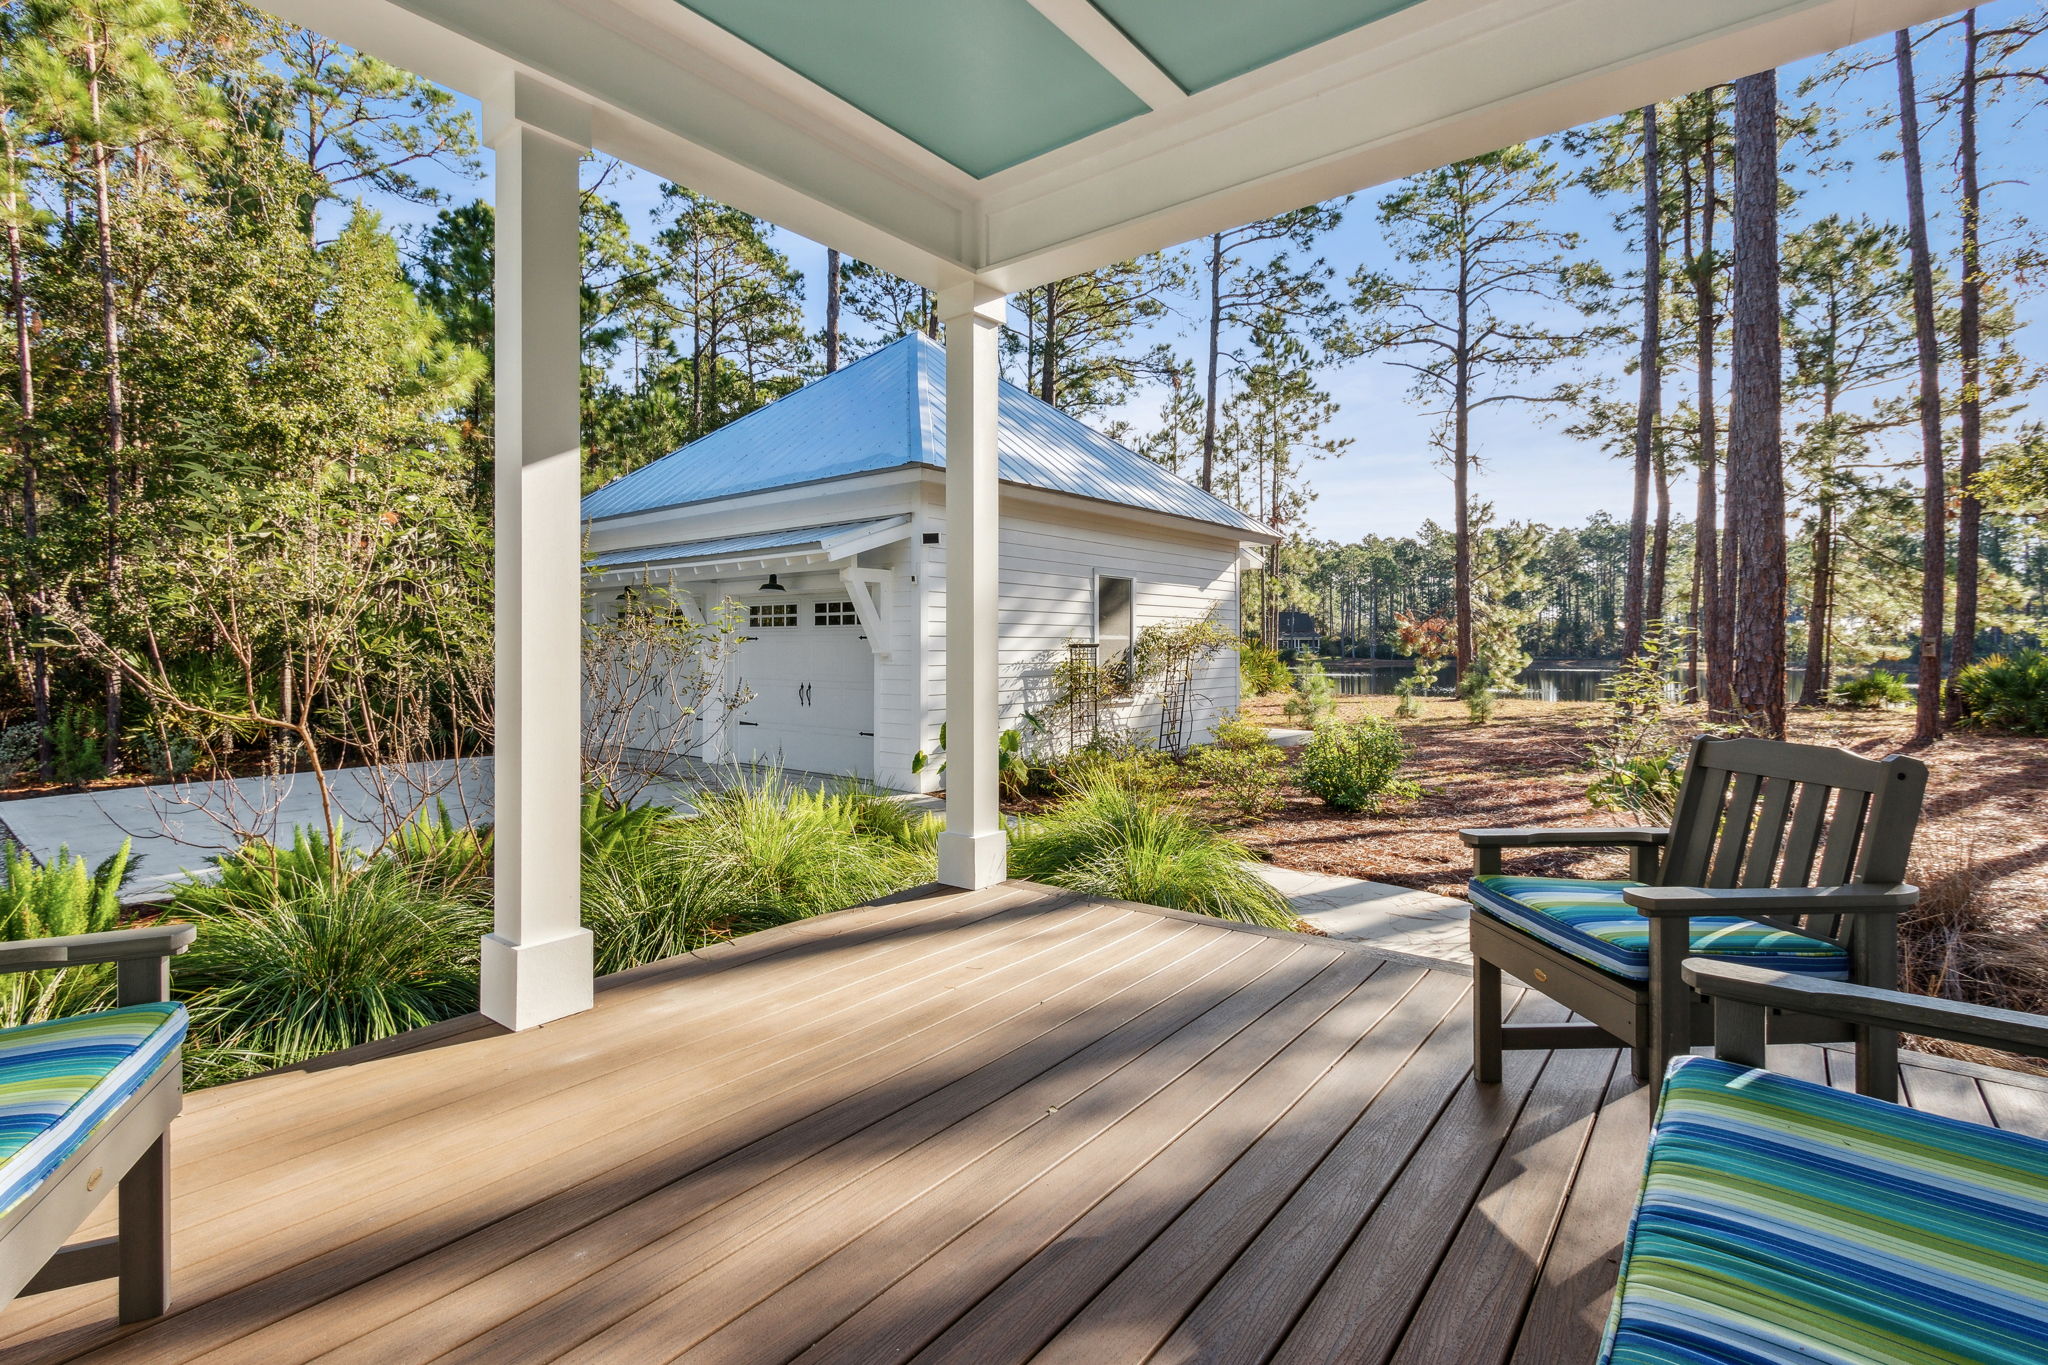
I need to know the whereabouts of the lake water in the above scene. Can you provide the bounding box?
[1290,662,1813,703]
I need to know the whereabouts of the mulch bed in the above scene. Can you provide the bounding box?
[1230,695,2048,925]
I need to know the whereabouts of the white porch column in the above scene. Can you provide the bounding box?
[935,283,1008,890]
[481,74,595,1029]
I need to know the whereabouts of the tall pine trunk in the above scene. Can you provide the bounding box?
[1728,69,1787,739]
[1199,233,1222,492]
[3,126,48,777]
[1696,113,1734,719]
[1453,302,1474,681]
[1896,28,1946,743]
[1623,105,1660,658]
[1038,284,1058,405]
[824,247,841,372]
[1649,451,1670,626]
[1946,8,1983,722]
[1799,496,1834,705]
[88,47,126,770]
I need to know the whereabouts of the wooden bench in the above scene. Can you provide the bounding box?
[0,925,194,1324]
[1600,959,2048,1364]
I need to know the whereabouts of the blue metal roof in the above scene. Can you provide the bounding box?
[581,333,1270,538]
[587,519,903,570]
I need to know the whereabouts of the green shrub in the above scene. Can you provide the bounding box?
[1188,741,1287,818]
[1952,650,2048,735]
[581,777,936,975]
[1296,717,1418,813]
[0,724,40,787]
[170,825,491,1085]
[1041,738,1191,797]
[1009,782,1293,929]
[1284,661,1338,729]
[0,840,132,1028]
[1209,714,1273,750]
[49,705,103,786]
[1458,666,1498,725]
[1392,675,1424,720]
[1833,669,1912,709]
[1238,642,1290,697]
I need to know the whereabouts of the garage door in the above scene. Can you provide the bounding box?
[729,596,876,779]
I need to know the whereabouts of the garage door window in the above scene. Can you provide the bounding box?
[814,600,860,627]
[748,603,799,629]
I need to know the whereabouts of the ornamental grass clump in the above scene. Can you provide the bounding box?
[580,775,938,974]
[1296,717,1418,813]
[0,840,131,1028]
[170,820,491,1085]
[1009,782,1294,930]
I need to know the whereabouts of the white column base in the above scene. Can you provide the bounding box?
[480,928,595,1031]
[937,829,1007,890]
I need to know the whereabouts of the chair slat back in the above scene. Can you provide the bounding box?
[1658,736,1929,944]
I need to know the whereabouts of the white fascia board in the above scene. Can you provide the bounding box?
[820,515,915,561]
[911,467,1278,548]
[582,466,924,543]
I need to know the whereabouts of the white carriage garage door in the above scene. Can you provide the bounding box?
[729,596,875,779]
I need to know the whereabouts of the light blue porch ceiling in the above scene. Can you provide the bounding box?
[673,0,1148,178]
[1093,0,1428,93]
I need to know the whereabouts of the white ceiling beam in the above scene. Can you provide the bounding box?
[1024,0,1187,110]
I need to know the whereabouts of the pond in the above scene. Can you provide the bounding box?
[1289,662,1815,703]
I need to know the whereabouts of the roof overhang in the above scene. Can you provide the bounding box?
[257,0,1960,296]
[587,516,912,583]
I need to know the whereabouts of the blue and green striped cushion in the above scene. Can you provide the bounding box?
[1469,875,1849,982]
[0,1003,185,1220]
[1600,1056,2048,1364]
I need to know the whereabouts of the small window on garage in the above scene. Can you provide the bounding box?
[1096,575,1134,685]
[814,600,860,627]
[748,602,799,629]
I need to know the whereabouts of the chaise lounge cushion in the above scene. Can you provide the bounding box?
[1600,1055,2048,1365]
[1469,875,1850,982]
[0,1003,186,1221]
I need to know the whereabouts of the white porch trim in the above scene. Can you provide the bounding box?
[481,73,595,1031]
[935,283,1008,892]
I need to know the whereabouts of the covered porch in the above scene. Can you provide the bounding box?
[5,884,2041,1363]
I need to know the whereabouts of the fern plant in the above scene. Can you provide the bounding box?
[0,840,133,1027]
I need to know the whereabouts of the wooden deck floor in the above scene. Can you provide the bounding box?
[4,881,2044,1364]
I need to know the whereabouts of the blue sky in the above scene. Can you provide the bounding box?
[368,6,2044,541]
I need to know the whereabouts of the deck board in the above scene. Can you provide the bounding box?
[0,880,2036,1365]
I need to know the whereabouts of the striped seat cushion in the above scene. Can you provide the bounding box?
[1601,1056,2048,1364]
[1469,875,1849,982]
[0,1003,185,1221]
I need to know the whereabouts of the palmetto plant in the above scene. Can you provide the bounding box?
[170,825,490,1084]
[0,840,133,1027]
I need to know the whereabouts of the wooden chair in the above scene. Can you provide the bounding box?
[1598,959,2048,1364]
[1463,736,1927,1097]
[0,924,194,1323]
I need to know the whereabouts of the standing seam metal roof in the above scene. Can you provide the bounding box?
[580,333,1270,538]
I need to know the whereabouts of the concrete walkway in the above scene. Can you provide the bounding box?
[1256,864,1471,969]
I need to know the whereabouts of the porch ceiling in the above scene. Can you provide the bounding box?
[256,0,1961,294]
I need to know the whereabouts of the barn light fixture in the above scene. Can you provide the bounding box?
[758,573,788,593]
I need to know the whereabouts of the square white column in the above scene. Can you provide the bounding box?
[935,284,1008,890]
[481,75,595,1029]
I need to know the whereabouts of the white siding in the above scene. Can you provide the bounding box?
[585,470,1252,794]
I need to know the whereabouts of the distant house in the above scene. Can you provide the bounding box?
[582,334,1278,791]
[1276,609,1322,653]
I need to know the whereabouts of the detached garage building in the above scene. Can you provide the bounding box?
[582,333,1277,792]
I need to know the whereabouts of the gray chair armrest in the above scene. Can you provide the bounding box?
[1459,827,1669,849]
[1684,958,2048,1060]
[0,925,196,973]
[1623,884,1917,917]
